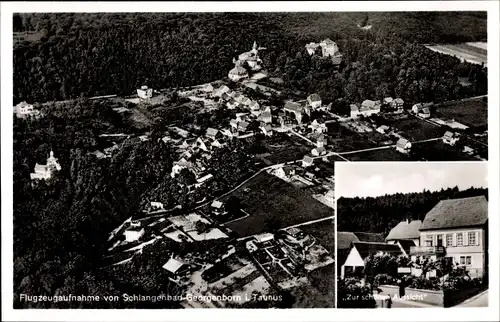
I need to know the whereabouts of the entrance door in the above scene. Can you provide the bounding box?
[437,235,443,247]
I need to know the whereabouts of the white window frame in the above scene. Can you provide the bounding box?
[457,233,464,246]
[460,256,466,265]
[468,232,476,246]
[425,235,433,247]
[466,256,472,266]
[446,234,453,247]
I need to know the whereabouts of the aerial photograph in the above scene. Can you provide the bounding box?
[336,162,488,308]
[11,11,486,309]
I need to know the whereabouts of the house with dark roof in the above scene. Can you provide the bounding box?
[411,196,488,278]
[336,232,385,274]
[340,242,402,278]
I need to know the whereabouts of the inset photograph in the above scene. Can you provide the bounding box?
[336,162,488,308]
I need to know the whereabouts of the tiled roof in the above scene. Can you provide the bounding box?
[337,232,360,249]
[206,128,219,137]
[420,196,488,230]
[386,220,422,240]
[396,138,409,148]
[284,102,303,113]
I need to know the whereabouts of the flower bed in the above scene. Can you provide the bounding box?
[443,275,487,307]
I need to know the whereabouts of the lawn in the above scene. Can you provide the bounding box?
[344,147,411,161]
[412,140,480,161]
[436,99,488,129]
[391,117,446,141]
[223,172,334,237]
[300,220,335,254]
[260,135,311,165]
[326,123,382,153]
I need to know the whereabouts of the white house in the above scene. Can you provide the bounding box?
[376,125,390,134]
[340,242,402,279]
[30,150,62,181]
[302,155,314,168]
[274,166,296,182]
[124,226,145,242]
[443,131,460,146]
[254,233,274,243]
[137,85,153,100]
[163,257,191,283]
[307,94,322,109]
[395,138,412,154]
[411,196,488,278]
[311,146,326,156]
[14,101,41,119]
[150,202,165,211]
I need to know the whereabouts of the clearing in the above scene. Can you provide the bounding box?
[223,172,334,237]
[436,98,488,129]
[425,43,487,66]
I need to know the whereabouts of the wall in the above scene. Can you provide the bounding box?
[419,227,485,272]
[405,287,444,306]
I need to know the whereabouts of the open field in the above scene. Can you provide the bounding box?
[413,140,479,161]
[391,117,446,141]
[344,147,411,161]
[224,172,334,237]
[425,43,487,66]
[260,135,311,164]
[436,98,488,129]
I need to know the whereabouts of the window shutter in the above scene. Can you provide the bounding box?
[453,233,457,247]
[464,232,468,246]
[476,232,479,246]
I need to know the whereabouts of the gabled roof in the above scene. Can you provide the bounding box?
[284,102,303,113]
[302,155,314,164]
[420,107,431,114]
[386,220,422,240]
[394,98,404,104]
[350,104,359,112]
[162,258,188,274]
[308,93,321,102]
[337,232,360,249]
[420,196,488,230]
[211,200,223,208]
[396,138,410,148]
[337,231,385,249]
[383,97,394,104]
[229,65,248,76]
[443,131,454,138]
[206,128,219,137]
[361,100,376,109]
[352,242,402,260]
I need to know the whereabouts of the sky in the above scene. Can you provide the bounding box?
[336,162,488,198]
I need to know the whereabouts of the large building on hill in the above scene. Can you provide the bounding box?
[30,150,62,181]
[305,38,343,64]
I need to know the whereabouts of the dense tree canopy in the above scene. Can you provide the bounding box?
[14,12,487,104]
[337,186,488,235]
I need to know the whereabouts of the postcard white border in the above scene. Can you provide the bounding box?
[2,1,499,322]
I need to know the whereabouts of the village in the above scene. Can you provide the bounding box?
[14,38,488,308]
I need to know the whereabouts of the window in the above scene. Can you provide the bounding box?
[460,256,472,266]
[425,235,433,247]
[446,234,453,247]
[457,233,464,246]
[468,232,476,246]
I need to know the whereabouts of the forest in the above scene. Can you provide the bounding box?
[13,12,487,105]
[337,186,488,235]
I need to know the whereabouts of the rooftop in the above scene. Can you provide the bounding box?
[386,220,422,240]
[420,196,488,230]
[352,241,403,260]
